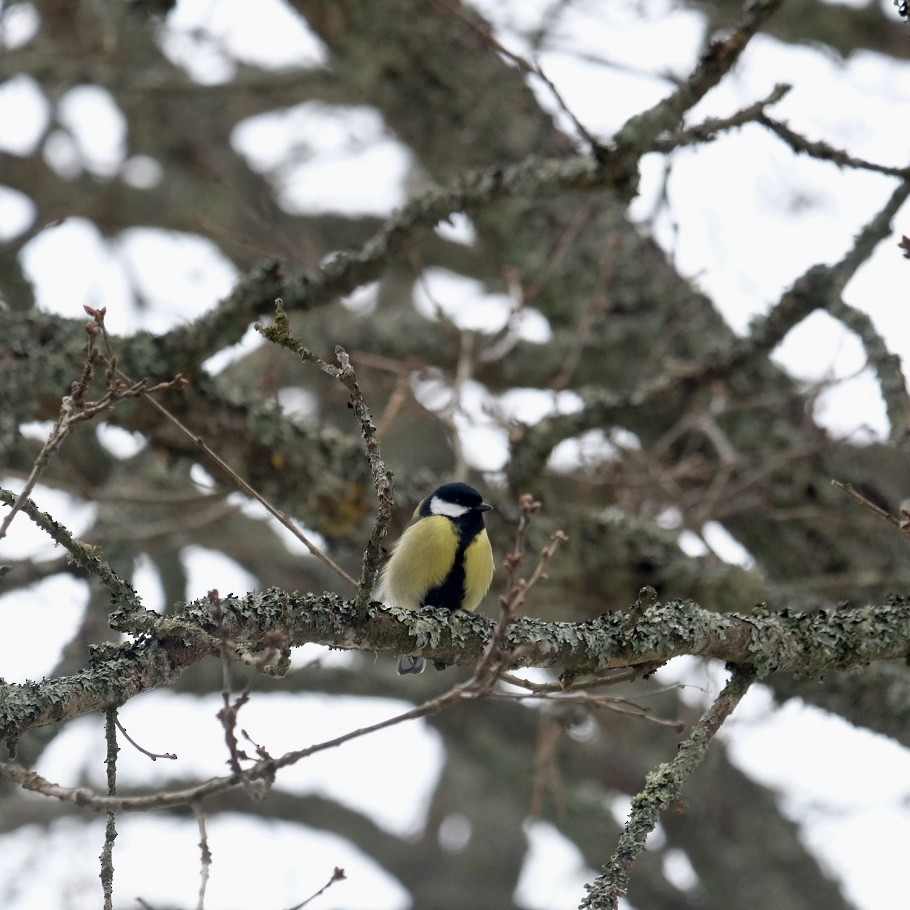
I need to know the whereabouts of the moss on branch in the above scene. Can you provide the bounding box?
[4,590,909,744]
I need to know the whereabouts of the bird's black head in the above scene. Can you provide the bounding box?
[420,482,492,519]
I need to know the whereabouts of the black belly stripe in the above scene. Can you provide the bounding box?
[421,515,481,611]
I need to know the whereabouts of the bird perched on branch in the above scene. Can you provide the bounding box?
[379,482,495,675]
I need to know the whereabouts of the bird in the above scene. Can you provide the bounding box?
[378,482,495,675]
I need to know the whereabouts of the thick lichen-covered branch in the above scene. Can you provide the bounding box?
[4,590,910,744]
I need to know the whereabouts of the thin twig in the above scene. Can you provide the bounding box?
[332,345,394,610]
[285,868,347,910]
[256,302,393,607]
[472,494,568,689]
[194,805,212,910]
[2,702,434,812]
[759,113,910,179]
[490,688,686,731]
[499,663,663,693]
[213,589,287,794]
[89,309,358,590]
[0,307,185,544]
[0,663,490,814]
[433,0,604,153]
[114,716,177,762]
[653,83,792,152]
[100,709,119,910]
[831,479,901,529]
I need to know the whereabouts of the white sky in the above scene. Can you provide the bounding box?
[2,0,910,907]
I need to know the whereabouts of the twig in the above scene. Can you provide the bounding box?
[114,716,177,762]
[331,345,394,610]
[89,309,358,591]
[0,695,456,813]
[490,687,686,732]
[285,867,347,910]
[0,652,506,815]
[831,479,901,529]
[653,83,792,152]
[214,592,246,778]
[100,709,118,910]
[613,0,785,153]
[579,665,757,909]
[194,805,212,910]
[0,486,141,610]
[825,296,910,442]
[436,0,603,154]
[759,113,910,179]
[213,589,287,793]
[500,663,663,693]
[472,494,568,688]
[0,307,185,544]
[143,394,357,587]
[256,302,393,608]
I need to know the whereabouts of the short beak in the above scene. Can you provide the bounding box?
[478,502,493,512]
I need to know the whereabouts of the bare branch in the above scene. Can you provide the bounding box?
[832,479,902,529]
[613,0,785,154]
[653,83,792,152]
[194,805,212,910]
[114,716,178,762]
[759,114,910,178]
[100,708,119,910]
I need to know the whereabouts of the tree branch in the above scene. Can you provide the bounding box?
[4,591,910,744]
[580,665,757,909]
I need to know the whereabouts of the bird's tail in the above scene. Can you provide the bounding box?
[397,656,426,675]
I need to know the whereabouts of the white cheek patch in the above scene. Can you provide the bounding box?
[430,496,469,518]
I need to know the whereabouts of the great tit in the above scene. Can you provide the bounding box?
[379,482,495,675]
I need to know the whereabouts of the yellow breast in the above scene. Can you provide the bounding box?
[380,515,460,610]
[462,529,494,611]
[379,517,494,612]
